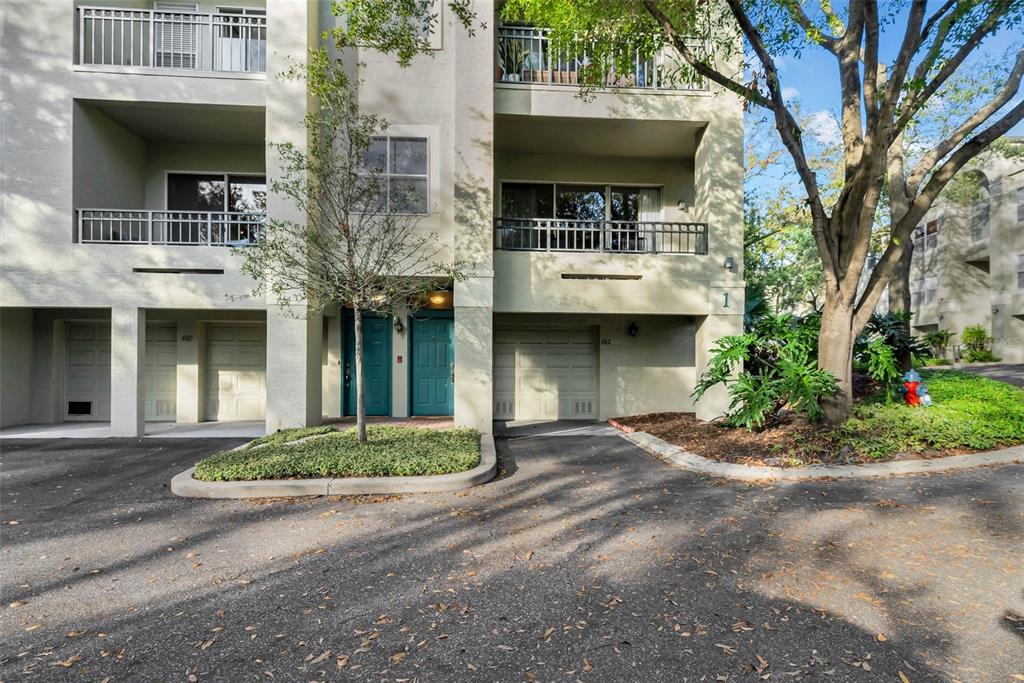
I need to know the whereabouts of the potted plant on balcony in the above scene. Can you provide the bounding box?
[528,51,548,83]
[498,40,525,82]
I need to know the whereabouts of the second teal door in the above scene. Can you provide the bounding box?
[411,316,454,415]
[344,314,392,416]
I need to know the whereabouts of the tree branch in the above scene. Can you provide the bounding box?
[896,3,1008,134]
[781,0,837,51]
[906,47,1024,192]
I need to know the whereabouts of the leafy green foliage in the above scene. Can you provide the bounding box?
[330,0,476,67]
[964,349,1001,363]
[838,371,1024,459]
[961,324,991,351]
[922,330,953,358]
[775,344,837,422]
[194,426,480,481]
[960,324,1000,362]
[743,167,825,315]
[694,314,836,430]
[863,338,900,402]
[242,426,337,450]
[856,311,928,361]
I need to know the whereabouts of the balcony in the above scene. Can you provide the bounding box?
[76,210,264,246]
[494,218,708,255]
[495,26,706,92]
[76,5,267,73]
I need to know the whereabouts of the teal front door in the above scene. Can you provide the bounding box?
[411,316,454,415]
[344,314,392,416]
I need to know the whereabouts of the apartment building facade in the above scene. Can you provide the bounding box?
[0,0,744,436]
[909,147,1024,362]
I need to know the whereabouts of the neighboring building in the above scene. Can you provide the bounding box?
[909,143,1024,362]
[0,1,744,436]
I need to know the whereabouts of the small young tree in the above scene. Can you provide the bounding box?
[238,49,462,442]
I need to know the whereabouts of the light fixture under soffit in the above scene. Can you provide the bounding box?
[627,321,639,338]
[420,289,452,309]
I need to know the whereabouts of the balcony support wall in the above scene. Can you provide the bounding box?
[110,306,146,437]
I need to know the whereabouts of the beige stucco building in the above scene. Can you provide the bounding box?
[0,1,744,436]
[909,146,1024,362]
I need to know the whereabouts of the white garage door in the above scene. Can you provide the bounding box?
[145,323,177,421]
[65,321,111,421]
[205,323,266,421]
[494,327,599,421]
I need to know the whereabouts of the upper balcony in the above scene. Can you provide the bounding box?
[494,25,718,122]
[70,100,266,256]
[74,3,267,76]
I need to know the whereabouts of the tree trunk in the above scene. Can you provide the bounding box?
[818,297,855,422]
[888,243,915,372]
[353,305,367,443]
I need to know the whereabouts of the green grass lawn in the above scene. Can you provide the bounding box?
[193,425,480,481]
[836,370,1024,459]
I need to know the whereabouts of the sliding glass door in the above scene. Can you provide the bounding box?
[498,182,661,251]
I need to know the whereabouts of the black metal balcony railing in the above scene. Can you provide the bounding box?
[494,217,708,254]
[76,209,264,246]
[496,26,707,91]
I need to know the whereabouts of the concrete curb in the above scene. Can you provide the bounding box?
[170,433,497,498]
[620,430,1024,482]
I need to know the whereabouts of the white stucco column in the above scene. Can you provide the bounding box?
[453,1,495,434]
[175,315,201,423]
[266,309,323,432]
[110,306,145,437]
[262,0,321,434]
[694,312,742,421]
[322,309,343,419]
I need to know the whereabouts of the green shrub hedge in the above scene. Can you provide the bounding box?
[194,425,480,481]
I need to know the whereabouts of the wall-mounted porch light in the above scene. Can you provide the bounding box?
[627,321,639,338]
[393,317,405,334]
[723,256,736,271]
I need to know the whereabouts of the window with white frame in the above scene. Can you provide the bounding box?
[970,178,990,241]
[911,219,939,261]
[912,275,939,307]
[925,275,938,305]
[362,137,428,214]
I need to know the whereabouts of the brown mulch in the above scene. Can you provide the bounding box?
[612,412,848,467]
[611,409,971,467]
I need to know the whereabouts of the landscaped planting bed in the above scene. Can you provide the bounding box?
[193,425,480,481]
[614,370,1024,467]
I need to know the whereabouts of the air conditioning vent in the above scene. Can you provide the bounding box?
[573,400,593,416]
[494,400,514,418]
[68,401,92,416]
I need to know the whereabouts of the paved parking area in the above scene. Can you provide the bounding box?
[1,432,1022,681]
[956,362,1024,387]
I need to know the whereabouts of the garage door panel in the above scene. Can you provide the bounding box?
[205,324,266,421]
[145,324,177,421]
[494,327,598,421]
[67,349,96,366]
[64,322,112,421]
[67,374,98,393]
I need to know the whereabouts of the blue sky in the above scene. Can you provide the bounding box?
[747,17,1022,197]
[766,17,1023,137]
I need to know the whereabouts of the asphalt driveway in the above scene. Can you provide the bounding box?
[1,432,1022,681]
[956,362,1024,387]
